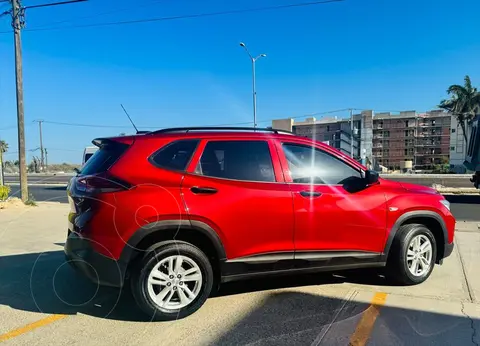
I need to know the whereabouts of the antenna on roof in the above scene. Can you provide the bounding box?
[120,104,140,134]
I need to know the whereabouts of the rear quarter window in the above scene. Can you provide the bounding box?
[150,139,199,171]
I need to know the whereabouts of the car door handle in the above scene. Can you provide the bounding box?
[299,191,322,198]
[190,186,218,194]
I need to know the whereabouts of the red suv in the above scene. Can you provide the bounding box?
[65,127,455,320]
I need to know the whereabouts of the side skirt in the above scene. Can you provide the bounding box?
[220,251,385,283]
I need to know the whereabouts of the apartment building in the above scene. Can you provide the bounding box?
[273,110,453,171]
[272,115,360,157]
[372,110,451,170]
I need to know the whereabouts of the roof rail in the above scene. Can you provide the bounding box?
[148,126,293,135]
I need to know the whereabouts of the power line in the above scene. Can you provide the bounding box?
[41,120,133,128]
[32,0,169,29]
[0,108,362,131]
[0,0,344,33]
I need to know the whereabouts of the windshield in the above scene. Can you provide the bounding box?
[80,143,128,175]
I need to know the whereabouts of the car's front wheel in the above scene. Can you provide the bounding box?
[386,223,437,285]
[131,241,214,321]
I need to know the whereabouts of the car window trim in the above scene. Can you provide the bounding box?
[190,139,279,183]
[148,139,200,173]
[280,141,364,186]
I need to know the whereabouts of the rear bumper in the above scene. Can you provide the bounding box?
[64,232,126,288]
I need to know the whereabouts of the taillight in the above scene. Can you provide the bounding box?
[76,173,130,194]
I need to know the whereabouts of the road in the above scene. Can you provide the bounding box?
[1,203,480,345]
[6,184,480,221]
[8,184,68,203]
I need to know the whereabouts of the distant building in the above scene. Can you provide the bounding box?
[273,115,360,158]
[449,116,473,173]
[373,110,451,170]
[273,109,453,172]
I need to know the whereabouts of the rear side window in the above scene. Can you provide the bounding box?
[195,140,275,182]
[80,142,129,175]
[150,139,199,171]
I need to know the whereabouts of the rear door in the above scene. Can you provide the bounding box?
[182,138,295,260]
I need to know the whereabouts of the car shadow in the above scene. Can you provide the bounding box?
[0,250,396,322]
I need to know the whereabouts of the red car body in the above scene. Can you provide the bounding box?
[65,129,455,288]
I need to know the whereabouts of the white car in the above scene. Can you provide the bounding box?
[82,146,98,166]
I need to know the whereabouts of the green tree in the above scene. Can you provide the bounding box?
[439,75,480,142]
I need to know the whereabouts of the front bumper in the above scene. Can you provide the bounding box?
[64,232,126,288]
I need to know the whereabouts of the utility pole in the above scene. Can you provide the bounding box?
[44,148,48,171]
[4,0,87,201]
[0,142,4,186]
[11,0,28,201]
[35,120,44,171]
[350,108,354,158]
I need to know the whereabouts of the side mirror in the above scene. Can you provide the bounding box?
[365,170,379,185]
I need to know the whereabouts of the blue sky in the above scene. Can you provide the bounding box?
[1,0,480,163]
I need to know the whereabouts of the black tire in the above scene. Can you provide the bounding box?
[130,241,214,321]
[386,223,437,285]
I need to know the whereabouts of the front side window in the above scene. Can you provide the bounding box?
[195,140,275,182]
[150,139,199,171]
[282,143,361,185]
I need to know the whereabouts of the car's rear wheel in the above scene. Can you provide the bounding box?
[386,223,437,285]
[131,241,213,321]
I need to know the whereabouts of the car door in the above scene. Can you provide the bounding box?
[181,138,295,260]
[276,140,388,255]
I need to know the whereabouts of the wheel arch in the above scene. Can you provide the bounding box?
[120,219,227,270]
[383,211,448,263]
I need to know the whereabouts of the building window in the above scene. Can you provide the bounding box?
[452,128,456,133]
[450,146,455,151]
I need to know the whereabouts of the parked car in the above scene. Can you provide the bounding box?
[82,146,98,166]
[65,127,455,321]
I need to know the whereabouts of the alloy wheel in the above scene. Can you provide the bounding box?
[406,234,433,277]
[146,255,203,311]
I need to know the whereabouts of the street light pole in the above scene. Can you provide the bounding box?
[240,42,266,128]
[251,58,257,128]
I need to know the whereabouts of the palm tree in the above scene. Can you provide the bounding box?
[439,75,480,142]
[0,140,7,154]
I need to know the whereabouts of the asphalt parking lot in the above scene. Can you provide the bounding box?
[1,203,480,345]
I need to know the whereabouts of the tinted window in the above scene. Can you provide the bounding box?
[151,140,199,171]
[81,143,128,175]
[84,153,94,163]
[196,141,275,182]
[282,143,361,185]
